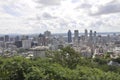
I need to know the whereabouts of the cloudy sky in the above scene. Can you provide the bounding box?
[0,0,120,34]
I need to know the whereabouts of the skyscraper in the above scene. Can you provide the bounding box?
[44,31,51,38]
[38,34,46,46]
[74,30,79,41]
[74,30,79,46]
[68,30,72,43]
[4,35,9,42]
[94,31,96,37]
[44,31,52,45]
[22,35,29,40]
[93,31,97,45]
[85,29,88,41]
[89,30,93,41]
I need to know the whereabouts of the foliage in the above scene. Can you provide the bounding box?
[0,47,120,80]
[46,46,80,69]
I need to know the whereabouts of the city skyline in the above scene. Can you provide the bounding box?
[0,0,120,34]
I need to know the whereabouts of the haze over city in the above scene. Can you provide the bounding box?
[0,0,120,34]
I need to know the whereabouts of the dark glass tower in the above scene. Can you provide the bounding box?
[68,30,72,43]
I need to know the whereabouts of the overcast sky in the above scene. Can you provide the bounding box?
[0,0,120,34]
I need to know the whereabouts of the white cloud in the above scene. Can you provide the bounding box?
[0,0,120,34]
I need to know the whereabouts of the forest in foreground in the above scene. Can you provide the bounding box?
[0,46,120,80]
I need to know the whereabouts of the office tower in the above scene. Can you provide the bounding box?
[74,30,79,41]
[89,30,93,41]
[4,35,9,42]
[98,35,102,43]
[44,31,52,45]
[38,34,46,46]
[22,40,31,49]
[22,35,29,40]
[88,30,93,48]
[68,30,72,43]
[107,34,110,43]
[44,31,51,38]
[94,31,96,37]
[74,30,79,46]
[93,31,97,43]
[85,29,88,41]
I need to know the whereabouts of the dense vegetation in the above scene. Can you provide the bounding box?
[0,46,120,80]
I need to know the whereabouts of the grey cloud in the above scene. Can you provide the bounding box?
[80,3,92,8]
[59,21,68,27]
[42,12,57,19]
[77,3,92,9]
[42,12,53,19]
[92,1,120,15]
[71,0,79,3]
[28,12,57,21]
[35,0,61,6]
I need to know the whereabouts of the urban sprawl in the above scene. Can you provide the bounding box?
[0,30,120,60]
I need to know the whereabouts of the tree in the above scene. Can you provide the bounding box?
[46,46,81,69]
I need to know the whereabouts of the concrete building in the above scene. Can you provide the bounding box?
[93,31,97,44]
[85,29,88,41]
[30,46,49,58]
[38,34,46,46]
[74,30,79,41]
[74,30,79,46]
[89,30,93,41]
[22,40,31,49]
[44,31,51,38]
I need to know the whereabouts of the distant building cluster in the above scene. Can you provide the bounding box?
[67,29,120,58]
[0,30,120,58]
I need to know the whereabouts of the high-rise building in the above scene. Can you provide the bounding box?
[22,40,31,49]
[93,31,97,42]
[85,29,88,41]
[22,35,29,40]
[88,30,93,47]
[94,31,96,37]
[4,35,9,42]
[93,31,97,46]
[74,30,79,46]
[74,30,79,41]
[68,30,72,43]
[89,30,93,41]
[44,31,51,38]
[44,31,52,45]
[38,34,46,46]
